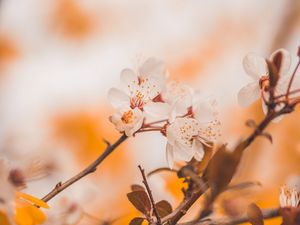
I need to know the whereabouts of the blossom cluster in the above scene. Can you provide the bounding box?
[108,58,221,168]
[108,48,299,168]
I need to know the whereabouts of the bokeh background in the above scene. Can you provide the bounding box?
[0,0,299,224]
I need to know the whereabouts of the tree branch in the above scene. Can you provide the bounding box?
[180,208,280,225]
[41,134,127,202]
[162,104,293,224]
[138,165,162,225]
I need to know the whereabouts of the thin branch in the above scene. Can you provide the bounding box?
[41,134,127,202]
[147,167,177,177]
[180,208,280,225]
[286,58,300,97]
[138,165,162,225]
[180,167,208,192]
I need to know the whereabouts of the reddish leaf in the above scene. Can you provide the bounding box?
[131,184,145,192]
[127,191,151,216]
[155,200,173,218]
[261,132,273,144]
[271,50,283,74]
[247,203,264,225]
[266,59,279,89]
[245,119,257,128]
[204,144,244,196]
[280,207,300,225]
[129,217,145,225]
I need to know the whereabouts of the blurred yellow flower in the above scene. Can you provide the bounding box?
[14,192,49,225]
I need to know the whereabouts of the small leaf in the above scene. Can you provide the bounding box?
[261,132,273,144]
[155,200,173,218]
[272,51,283,73]
[245,119,257,128]
[266,59,279,89]
[129,217,145,225]
[247,203,264,225]
[189,144,214,174]
[127,191,151,216]
[280,207,300,225]
[204,144,244,197]
[131,184,145,192]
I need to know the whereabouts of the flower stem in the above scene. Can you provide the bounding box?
[286,58,300,97]
[41,134,127,202]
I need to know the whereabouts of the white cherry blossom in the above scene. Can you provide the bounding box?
[162,81,193,118]
[108,58,167,110]
[238,49,291,109]
[166,118,204,168]
[279,185,300,208]
[165,112,220,168]
[110,106,144,136]
[192,96,221,144]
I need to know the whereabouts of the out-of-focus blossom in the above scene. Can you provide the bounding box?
[44,198,82,225]
[0,158,49,225]
[237,49,291,111]
[279,185,300,208]
[110,106,144,136]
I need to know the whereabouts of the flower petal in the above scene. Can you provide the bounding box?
[166,143,174,169]
[139,57,167,80]
[173,142,194,162]
[243,53,268,79]
[237,82,260,107]
[193,99,216,123]
[192,139,204,161]
[120,68,138,93]
[270,48,291,77]
[107,88,130,108]
[144,102,170,119]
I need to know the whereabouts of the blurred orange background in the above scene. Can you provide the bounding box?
[0,0,299,224]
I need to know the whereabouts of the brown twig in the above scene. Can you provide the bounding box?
[180,207,280,225]
[41,134,127,202]
[138,165,162,225]
[286,58,300,98]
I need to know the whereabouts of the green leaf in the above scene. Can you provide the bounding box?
[129,217,145,225]
[155,200,173,218]
[127,191,151,216]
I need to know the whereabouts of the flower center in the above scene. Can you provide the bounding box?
[130,91,145,109]
[259,75,270,91]
[121,110,134,124]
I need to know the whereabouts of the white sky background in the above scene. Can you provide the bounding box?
[0,0,299,218]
